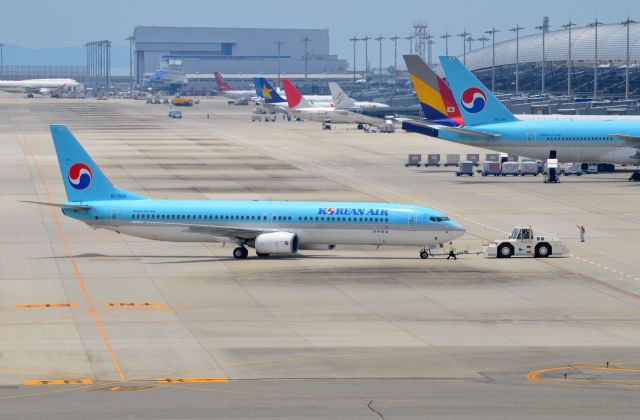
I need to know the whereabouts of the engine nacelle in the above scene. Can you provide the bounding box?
[255,232,299,255]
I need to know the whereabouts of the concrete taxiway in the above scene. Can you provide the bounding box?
[2,95,640,418]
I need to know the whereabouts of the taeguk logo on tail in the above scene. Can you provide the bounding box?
[461,87,487,113]
[68,163,92,190]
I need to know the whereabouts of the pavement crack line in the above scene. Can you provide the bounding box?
[367,400,385,419]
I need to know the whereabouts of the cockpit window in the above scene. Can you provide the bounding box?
[429,216,450,223]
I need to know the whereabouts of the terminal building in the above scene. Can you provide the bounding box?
[132,26,348,87]
[446,22,640,97]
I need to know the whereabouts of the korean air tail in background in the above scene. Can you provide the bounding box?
[439,56,517,126]
[254,78,285,103]
[50,124,146,202]
[403,55,463,127]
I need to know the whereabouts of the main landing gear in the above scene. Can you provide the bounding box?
[233,246,249,259]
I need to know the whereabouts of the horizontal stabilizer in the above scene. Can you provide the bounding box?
[20,200,91,210]
[440,126,503,139]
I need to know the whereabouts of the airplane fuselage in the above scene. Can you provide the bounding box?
[438,119,640,164]
[63,200,464,247]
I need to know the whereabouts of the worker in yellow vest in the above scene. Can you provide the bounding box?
[447,242,457,260]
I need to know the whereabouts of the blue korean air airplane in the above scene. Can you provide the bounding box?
[403,55,640,164]
[25,125,465,259]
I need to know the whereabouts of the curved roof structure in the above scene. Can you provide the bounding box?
[461,22,640,72]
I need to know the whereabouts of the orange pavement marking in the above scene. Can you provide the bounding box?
[24,379,94,386]
[17,122,126,382]
[156,377,229,383]
[16,303,77,308]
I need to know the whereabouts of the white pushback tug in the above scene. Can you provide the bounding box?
[485,227,569,258]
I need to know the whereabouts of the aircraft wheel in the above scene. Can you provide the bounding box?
[419,250,429,259]
[497,243,514,258]
[233,247,248,259]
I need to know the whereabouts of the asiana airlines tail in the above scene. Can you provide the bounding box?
[25,125,465,259]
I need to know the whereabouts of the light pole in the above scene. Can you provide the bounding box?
[457,30,470,64]
[362,35,370,77]
[466,36,474,52]
[425,34,434,67]
[561,22,576,96]
[302,37,310,84]
[535,22,549,93]
[509,25,524,94]
[375,34,385,83]
[588,19,603,98]
[485,27,500,92]
[126,36,134,98]
[621,17,636,100]
[349,36,358,81]
[405,34,415,55]
[276,40,284,87]
[478,36,489,48]
[390,35,400,84]
[440,33,451,56]
[0,43,4,78]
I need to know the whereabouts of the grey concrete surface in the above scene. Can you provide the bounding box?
[2,94,640,418]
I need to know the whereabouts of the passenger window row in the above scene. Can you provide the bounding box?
[131,213,390,223]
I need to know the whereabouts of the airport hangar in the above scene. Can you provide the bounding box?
[132,26,348,87]
[440,22,640,96]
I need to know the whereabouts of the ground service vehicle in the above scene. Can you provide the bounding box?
[485,227,569,258]
[171,96,193,106]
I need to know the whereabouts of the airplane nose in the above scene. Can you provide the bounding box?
[447,222,466,239]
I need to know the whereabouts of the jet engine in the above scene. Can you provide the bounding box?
[255,232,299,255]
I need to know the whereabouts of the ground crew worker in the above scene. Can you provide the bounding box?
[577,224,585,242]
[447,242,457,260]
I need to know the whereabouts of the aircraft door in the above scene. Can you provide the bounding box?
[526,132,536,147]
[407,211,418,231]
[110,208,120,227]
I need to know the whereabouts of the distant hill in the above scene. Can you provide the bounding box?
[1,44,130,75]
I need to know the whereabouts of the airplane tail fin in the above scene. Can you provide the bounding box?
[281,79,313,109]
[214,72,233,92]
[328,82,356,109]
[438,56,517,126]
[49,125,146,202]
[403,55,463,127]
[254,78,285,103]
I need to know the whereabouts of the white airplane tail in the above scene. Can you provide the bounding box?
[329,83,356,109]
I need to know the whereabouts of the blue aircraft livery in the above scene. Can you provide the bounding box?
[25,124,465,260]
[402,54,640,165]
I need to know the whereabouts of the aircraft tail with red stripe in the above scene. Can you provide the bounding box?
[214,72,233,92]
[403,55,464,127]
[281,79,314,109]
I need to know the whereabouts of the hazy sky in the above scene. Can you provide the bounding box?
[1,0,637,68]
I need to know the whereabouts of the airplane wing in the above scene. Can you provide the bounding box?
[20,200,91,210]
[609,134,640,149]
[132,221,280,241]
[440,127,503,139]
